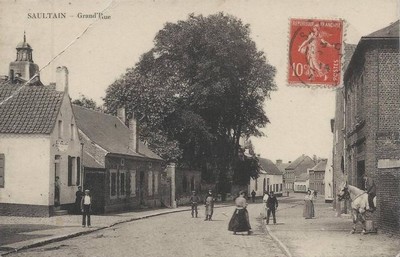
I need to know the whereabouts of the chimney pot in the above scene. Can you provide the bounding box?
[117,107,126,124]
[56,66,68,92]
[276,159,282,165]
[129,114,139,153]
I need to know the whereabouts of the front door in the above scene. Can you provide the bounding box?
[357,160,365,189]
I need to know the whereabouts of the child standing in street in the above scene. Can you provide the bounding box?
[190,191,200,218]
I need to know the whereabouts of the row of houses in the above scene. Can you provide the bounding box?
[0,36,169,216]
[331,21,399,235]
[247,154,331,199]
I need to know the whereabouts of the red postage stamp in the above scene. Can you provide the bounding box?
[288,18,344,87]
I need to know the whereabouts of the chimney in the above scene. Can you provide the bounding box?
[117,107,126,124]
[276,159,282,165]
[56,66,68,92]
[129,114,139,153]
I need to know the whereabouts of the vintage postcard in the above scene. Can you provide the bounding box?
[0,0,399,257]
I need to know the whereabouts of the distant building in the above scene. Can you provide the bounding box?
[248,158,283,197]
[294,172,309,193]
[0,36,82,216]
[341,21,399,235]
[275,159,290,192]
[73,105,165,213]
[309,159,327,195]
[175,168,202,206]
[284,155,315,191]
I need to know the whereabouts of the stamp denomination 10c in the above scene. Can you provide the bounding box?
[288,18,344,87]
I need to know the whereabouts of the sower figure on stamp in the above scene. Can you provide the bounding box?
[298,24,335,81]
[204,190,214,221]
[266,191,278,225]
[363,174,376,211]
[81,189,92,228]
[190,191,200,218]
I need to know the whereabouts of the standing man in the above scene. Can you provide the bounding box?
[55,176,61,207]
[262,191,269,219]
[364,174,376,211]
[251,190,256,203]
[204,190,214,221]
[81,189,92,228]
[74,186,84,214]
[190,191,200,218]
[266,191,278,225]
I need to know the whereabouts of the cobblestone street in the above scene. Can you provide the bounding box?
[7,204,285,257]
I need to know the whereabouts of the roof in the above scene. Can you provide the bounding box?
[286,155,312,170]
[365,20,399,39]
[276,162,290,173]
[343,43,357,71]
[0,82,64,134]
[258,158,283,176]
[83,151,105,169]
[311,159,327,172]
[295,172,309,182]
[73,105,163,161]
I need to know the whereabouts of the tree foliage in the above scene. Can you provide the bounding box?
[104,13,276,190]
[72,94,102,111]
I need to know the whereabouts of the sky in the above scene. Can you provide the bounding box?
[0,0,398,163]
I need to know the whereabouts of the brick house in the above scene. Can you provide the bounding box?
[309,159,327,195]
[331,43,356,214]
[73,105,165,213]
[0,36,82,216]
[294,173,309,193]
[343,21,399,235]
[284,155,315,191]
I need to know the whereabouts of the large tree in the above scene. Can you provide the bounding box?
[104,13,276,191]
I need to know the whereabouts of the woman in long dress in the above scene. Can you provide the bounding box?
[303,190,315,219]
[228,191,252,235]
[204,190,214,221]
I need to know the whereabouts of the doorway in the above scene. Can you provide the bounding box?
[357,160,365,189]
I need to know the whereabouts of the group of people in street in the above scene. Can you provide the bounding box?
[190,190,215,220]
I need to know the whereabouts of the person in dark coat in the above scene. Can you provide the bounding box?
[251,190,256,203]
[190,191,201,218]
[75,186,84,214]
[364,174,376,211]
[266,191,278,225]
[228,191,252,235]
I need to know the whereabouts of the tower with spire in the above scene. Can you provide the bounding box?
[8,32,40,82]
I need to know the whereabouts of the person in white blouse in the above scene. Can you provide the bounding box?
[81,189,92,227]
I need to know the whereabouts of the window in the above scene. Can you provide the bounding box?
[58,120,63,138]
[68,156,72,186]
[110,170,117,197]
[76,157,81,186]
[148,171,153,196]
[70,124,75,140]
[130,170,136,196]
[68,156,76,186]
[154,172,159,195]
[120,171,126,196]
[0,154,4,188]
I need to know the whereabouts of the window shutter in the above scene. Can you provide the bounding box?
[0,154,4,188]
[68,156,72,186]
[77,157,81,186]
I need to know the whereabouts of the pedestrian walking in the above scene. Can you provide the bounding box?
[190,191,200,218]
[81,189,92,227]
[228,191,252,235]
[54,176,61,207]
[251,190,256,203]
[204,190,214,221]
[261,191,269,219]
[303,189,315,219]
[74,186,84,214]
[266,191,278,225]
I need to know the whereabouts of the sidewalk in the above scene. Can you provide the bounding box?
[0,204,228,256]
[265,194,400,257]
